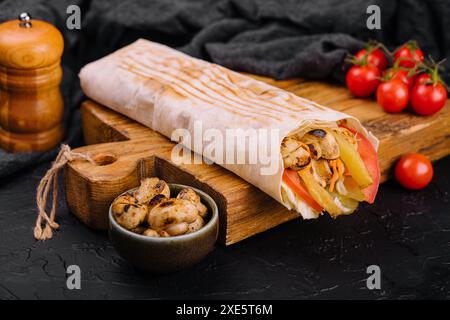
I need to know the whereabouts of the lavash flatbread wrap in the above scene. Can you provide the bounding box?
[80,39,380,219]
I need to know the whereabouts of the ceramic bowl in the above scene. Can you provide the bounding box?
[108,183,218,273]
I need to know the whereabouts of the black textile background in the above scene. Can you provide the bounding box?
[0,0,449,178]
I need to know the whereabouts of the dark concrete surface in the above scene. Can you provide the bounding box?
[0,156,449,300]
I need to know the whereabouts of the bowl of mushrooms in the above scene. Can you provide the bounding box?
[108,177,218,273]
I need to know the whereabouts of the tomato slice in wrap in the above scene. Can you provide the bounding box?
[282,169,323,212]
[339,125,380,204]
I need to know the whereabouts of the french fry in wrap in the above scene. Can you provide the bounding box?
[80,39,380,219]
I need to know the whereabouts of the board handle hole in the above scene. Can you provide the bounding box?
[93,153,117,166]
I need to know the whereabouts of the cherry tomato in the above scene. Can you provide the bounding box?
[376,79,410,113]
[395,153,433,190]
[394,42,424,68]
[383,68,415,90]
[411,82,447,116]
[346,65,381,98]
[414,73,431,86]
[355,48,388,70]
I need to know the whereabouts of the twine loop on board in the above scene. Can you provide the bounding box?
[34,144,96,241]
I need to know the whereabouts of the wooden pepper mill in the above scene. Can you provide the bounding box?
[0,13,64,152]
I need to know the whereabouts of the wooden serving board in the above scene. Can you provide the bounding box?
[64,75,450,245]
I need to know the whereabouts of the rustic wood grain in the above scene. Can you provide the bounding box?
[65,76,450,245]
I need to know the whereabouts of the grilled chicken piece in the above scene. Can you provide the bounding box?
[306,142,322,160]
[302,129,340,160]
[281,137,311,170]
[311,159,333,188]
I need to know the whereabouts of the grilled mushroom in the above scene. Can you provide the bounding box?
[131,225,148,234]
[148,193,169,211]
[164,222,189,236]
[134,177,170,204]
[147,198,198,229]
[281,137,311,170]
[142,228,160,237]
[158,230,171,237]
[177,188,208,218]
[302,129,340,160]
[111,194,138,212]
[187,215,205,234]
[112,194,148,230]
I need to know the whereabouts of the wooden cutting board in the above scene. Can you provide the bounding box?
[64,75,450,245]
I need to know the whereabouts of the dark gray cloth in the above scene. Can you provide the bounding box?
[0,0,449,178]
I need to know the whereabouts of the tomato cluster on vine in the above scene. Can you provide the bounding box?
[345,40,447,116]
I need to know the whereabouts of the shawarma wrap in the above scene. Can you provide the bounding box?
[80,39,380,219]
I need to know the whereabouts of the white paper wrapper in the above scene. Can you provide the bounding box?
[79,39,378,213]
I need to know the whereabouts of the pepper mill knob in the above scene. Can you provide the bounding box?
[18,12,32,28]
[0,15,64,152]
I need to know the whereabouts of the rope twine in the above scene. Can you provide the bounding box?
[34,144,96,241]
